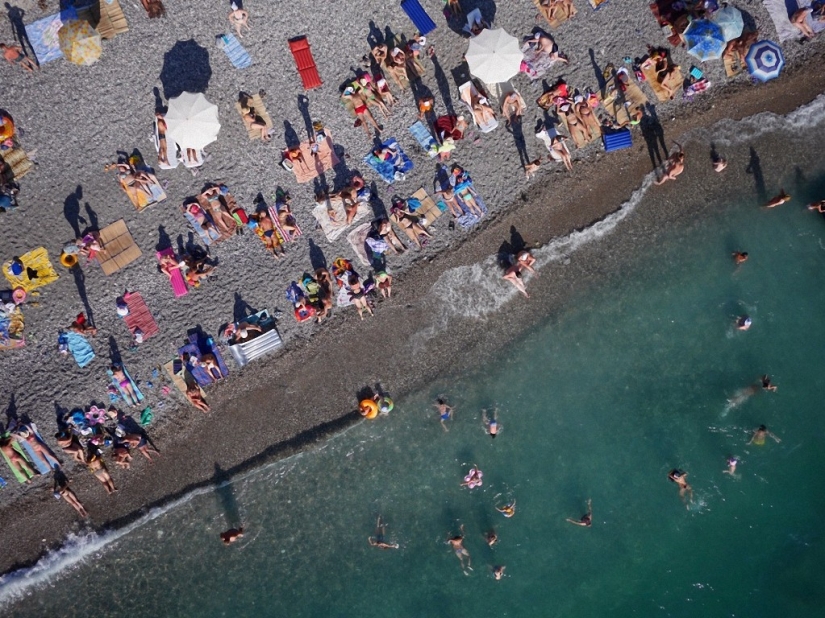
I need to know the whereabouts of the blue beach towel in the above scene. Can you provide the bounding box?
[364,139,414,184]
[401,0,437,35]
[408,121,438,157]
[17,439,57,475]
[183,208,220,246]
[449,180,488,229]
[63,331,95,368]
[25,7,77,64]
[218,33,252,69]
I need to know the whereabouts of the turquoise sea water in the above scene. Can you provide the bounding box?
[4,105,825,616]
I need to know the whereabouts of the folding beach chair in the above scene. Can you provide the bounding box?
[288,36,323,90]
[401,0,437,35]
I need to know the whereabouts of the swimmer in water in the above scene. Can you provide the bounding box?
[220,527,244,545]
[493,565,506,580]
[496,500,516,518]
[447,525,472,570]
[723,456,739,476]
[482,408,499,439]
[732,251,749,265]
[566,499,592,527]
[749,424,781,446]
[368,516,399,549]
[764,189,790,208]
[761,374,777,392]
[484,529,499,547]
[713,157,728,172]
[668,469,693,507]
[736,316,752,331]
[434,397,453,432]
[807,200,825,213]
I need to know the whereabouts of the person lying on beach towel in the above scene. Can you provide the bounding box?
[535,0,577,26]
[85,445,116,494]
[182,252,217,287]
[12,421,60,474]
[555,98,593,149]
[390,197,433,250]
[365,140,413,183]
[250,208,287,258]
[342,86,383,138]
[1,431,36,483]
[352,73,392,119]
[200,185,240,235]
[239,104,271,141]
[105,160,166,210]
[109,364,143,406]
[52,465,88,518]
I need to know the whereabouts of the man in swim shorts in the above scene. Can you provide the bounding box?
[447,525,471,570]
[368,516,399,550]
[749,424,781,446]
[566,499,592,527]
[435,398,453,432]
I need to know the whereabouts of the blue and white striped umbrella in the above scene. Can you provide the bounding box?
[745,40,784,82]
[684,19,726,62]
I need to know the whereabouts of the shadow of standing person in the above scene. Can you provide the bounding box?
[63,185,85,238]
[746,146,766,201]
[5,3,36,61]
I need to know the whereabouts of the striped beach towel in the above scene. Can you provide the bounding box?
[408,121,438,157]
[219,33,252,69]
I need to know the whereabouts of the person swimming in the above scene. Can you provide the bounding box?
[749,424,781,446]
[723,456,739,476]
[220,527,244,545]
[368,516,399,549]
[493,565,506,580]
[668,469,693,507]
[733,251,749,265]
[496,500,516,518]
[761,375,777,392]
[482,408,499,439]
[736,316,752,331]
[566,499,592,527]
[485,529,499,547]
[447,525,471,570]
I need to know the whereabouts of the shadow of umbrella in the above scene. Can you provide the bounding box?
[160,39,212,100]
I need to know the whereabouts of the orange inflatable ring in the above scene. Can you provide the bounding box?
[60,251,78,268]
[0,113,15,141]
[359,399,379,420]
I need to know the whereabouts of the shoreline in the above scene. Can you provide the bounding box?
[2,56,825,580]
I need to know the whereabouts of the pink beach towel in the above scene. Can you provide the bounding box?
[156,248,188,297]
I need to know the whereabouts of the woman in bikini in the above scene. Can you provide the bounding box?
[558,101,591,147]
[111,365,140,406]
[347,274,373,320]
[240,105,271,141]
[376,217,406,253]
[228,3,250,38]
[201,186,238,234]
[86,447,116,494]
[390,203,432,250]
[53,465,88,518]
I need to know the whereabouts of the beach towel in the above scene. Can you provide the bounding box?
[0,304,24,350]
[163,359,206,403]
[450,180,488,229]
[235,93,273,140]
[156,248,188,297]
[401,0,437,35]
[409,188,445,227]
[218,33,252,69]
[409,121,438,157]
[153,116,179,170]
[520,44,563,80]
[121,291,159,341]
[363,139,414,184]
[181,203,221,246]
[288,36,323,90]
[287,134,339,183]
[459,82,499,133]
[534,0,577,28]
[14,424,59,475]
[311,195,372,242]
[96,219,142,275]
[589,0,609,8]
[63,330,95,368]
[640,59,684,101]
[118,169,166,211]
[25,7,77,64]
[1,439,34,484]
[95,0,129,39]
[3,247,59,293]
[267,204,302,242]
[347,223,373,267]
[179,333,229,387]
[599,72,648,126]
[108,365,144,406]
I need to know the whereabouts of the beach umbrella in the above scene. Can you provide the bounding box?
[684,19,726,62]
[465,28,523,84]
[58,19,102,66]
[711,5,744,42]
[164,92,220,151]
[745,40,784,82]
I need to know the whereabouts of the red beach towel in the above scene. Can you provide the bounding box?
[123,292,159,340]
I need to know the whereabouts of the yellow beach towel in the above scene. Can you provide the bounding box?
[3,247,59,292]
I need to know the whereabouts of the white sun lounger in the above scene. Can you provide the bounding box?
[459,81,499,133]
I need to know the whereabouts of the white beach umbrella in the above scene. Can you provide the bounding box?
[465,28,523,84]
[165,92,220,151]
[712,5,744,42]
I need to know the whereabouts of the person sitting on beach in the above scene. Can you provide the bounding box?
[111,365,140,406]
[668,469,693,507]
[566,499,592,527]
[503,262,529,298]
[368,516,399,549]
[515,250,538,276]
[749,424,781,446]
[434,397,453,432]
[447,525,472,570]
[0,42,38,73]
[53,464,88,518]
[86,446,116,494]
[764,190,790,208]
[186,383,210,413]
[654,142,685,185]
[228,3,250,38]
[68,312,97,337]
[712,152,727,172]
[496,500,516,518]
[221,527,244,545]
[375,270,392,299]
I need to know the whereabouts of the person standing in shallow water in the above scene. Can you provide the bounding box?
[668,469,693,507]
[566,499,592,527]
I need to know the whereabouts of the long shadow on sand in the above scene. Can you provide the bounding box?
[160,40,212,100]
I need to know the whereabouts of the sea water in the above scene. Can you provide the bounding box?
[4,101,825,617]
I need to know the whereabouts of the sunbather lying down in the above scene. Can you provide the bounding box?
[240,105,271,141]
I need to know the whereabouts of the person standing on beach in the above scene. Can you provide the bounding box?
[668,469,693,507]
[566,499,592,527]
[435,398,453,432]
